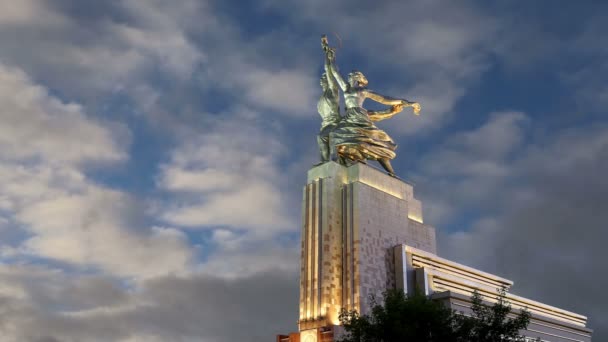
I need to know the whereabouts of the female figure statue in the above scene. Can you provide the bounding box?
[323,39,421,177]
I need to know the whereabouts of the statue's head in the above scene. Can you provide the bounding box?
[348,70,368,88]
[320,72,329,90]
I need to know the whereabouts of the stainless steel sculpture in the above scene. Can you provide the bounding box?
[315,36,341,165]
[319,35,421,177]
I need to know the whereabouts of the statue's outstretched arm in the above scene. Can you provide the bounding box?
[368,105,404,122]
[364,89,408,106]
[364,90,421,115]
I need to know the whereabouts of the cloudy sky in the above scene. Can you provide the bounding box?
[0,0,606,341]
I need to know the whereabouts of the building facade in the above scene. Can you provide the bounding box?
[277,162,592,341]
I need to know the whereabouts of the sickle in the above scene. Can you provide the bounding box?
[332,32,343,51]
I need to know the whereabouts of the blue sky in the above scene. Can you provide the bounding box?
[0,0,606,341]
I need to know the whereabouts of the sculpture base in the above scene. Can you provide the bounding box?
[299,161,436,325]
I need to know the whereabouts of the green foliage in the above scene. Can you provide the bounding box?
[338,288,535,342]
[338,290,458,342]
[455,288,533,342]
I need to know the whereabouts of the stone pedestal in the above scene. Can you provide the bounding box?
[298,162,436,331]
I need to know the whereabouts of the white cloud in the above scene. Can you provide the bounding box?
[0,0,318,123]
[106,19,203,79]
[201,243,299,279]
[422,111,528,176]
[0,64,193,278]
[0,264,298,342]
[0,165,194,280]
[160,168,243,193]
[0,0,66,27]
[0,63,127,165]
[426,119,608,337]
[0,1,204,104]
[157,113,293,233]
[15,184,193,278]
[193,38,319,118]
[242,69,317,116]
[162,181,290,230]
[198,229,299,278]
[415,111,528,225]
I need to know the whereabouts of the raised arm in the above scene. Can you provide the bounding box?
[326,50,348,92]
[324,50,339,95]
[321,35,348,92]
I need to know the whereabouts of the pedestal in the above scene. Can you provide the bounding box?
[299,162,436,331]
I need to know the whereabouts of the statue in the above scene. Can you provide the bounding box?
[315,36,341,165]
[320,35,421,177]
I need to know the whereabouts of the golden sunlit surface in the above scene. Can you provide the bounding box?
[408,213,423,223]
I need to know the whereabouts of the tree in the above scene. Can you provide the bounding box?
[338,288,534,342]
[455,288,533,342]
[338,289,459,342]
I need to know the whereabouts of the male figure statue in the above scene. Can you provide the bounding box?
[315,35,341,165]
